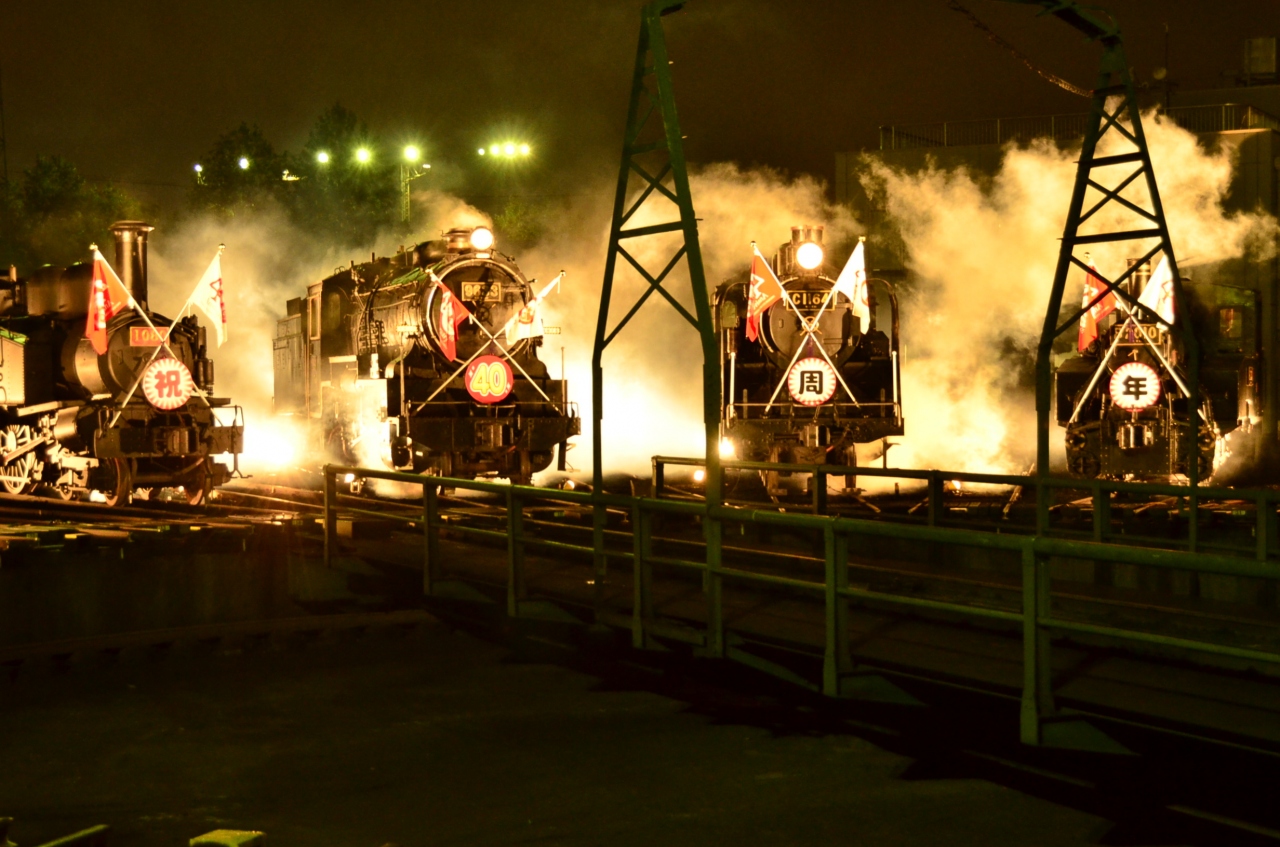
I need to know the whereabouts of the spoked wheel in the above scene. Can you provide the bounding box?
[97,458,133,508]
[0,424,42,495]
[182,459,212,506]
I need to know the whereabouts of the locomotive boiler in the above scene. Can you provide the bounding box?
[273,226,579,483]
[0,222,244,504]
[715,226,903,476]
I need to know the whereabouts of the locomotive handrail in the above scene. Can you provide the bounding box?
[320,461,1280,753]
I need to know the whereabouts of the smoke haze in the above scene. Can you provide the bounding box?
[861,110,1278,475]
[140,112,1276,486]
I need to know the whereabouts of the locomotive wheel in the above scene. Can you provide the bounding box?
[0,425,42,495]
[97,458,133,508]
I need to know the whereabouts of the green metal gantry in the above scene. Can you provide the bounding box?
[592,1,725,648]
[1001,1,1202,527]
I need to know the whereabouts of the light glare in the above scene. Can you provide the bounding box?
[796,241,824,270]
[518,143,531,156]
[503,143,516,156]
[316,151,330,164]
[355,148,372,163]
[470,227,495,251]
[193,164,203,173]
[693,469,706,483]
[238,157,250,170]
[403,145,420,162]
[478,148,486,155]
[719,438,735,459]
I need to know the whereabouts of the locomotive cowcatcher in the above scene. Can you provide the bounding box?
[0,222,243,505]
[273,226,579,483]
[715,226,903,476]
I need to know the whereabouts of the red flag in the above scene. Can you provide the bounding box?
[436,281,472,362]
[86,248,133,355]
[745,246,783,342]
[1077,261,1116,352]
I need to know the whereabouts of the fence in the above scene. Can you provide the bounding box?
[321,461,1280,747]
[879,104,1279,150]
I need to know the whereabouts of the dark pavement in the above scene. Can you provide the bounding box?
[4,619,1115,846]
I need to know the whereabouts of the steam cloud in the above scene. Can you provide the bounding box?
[141,112,1277,487]
[861,110,1278,475]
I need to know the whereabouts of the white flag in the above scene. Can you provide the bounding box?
[1138,253,1175,326]
[832,240,869,333]
[505,273,563,343]
[191,251,227,346]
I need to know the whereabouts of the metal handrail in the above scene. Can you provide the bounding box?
[320,462,1280,749]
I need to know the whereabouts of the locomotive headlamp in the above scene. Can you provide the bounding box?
[796,241,824,270]
[470,227,495,251]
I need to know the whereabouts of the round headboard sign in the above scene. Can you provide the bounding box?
[465,355,514,404]
[142,358,195,410]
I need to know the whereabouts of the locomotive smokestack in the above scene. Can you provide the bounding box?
[110,221,155,307]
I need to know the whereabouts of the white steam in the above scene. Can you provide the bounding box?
[862,110,1277,474]
[524,162,859,474]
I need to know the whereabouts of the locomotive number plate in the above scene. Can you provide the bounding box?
[129,326,171,346]
[460,282,502,303]
[465,355,514,404]
[142,358,195,411]
[787,357,838,406]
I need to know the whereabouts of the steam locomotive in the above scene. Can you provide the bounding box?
[0,222,243,505]
[273,226,579,483]
[1055,257,1250,481]
[715,226,903,476]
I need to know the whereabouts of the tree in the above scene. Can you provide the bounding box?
[0,156,140,269]
[188,123,287,217]
[288,103,399,246]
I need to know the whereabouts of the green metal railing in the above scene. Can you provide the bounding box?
[321,462,1280,748]
[652,456,1280,561]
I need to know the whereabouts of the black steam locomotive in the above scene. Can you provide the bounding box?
[273,226,579,483]
[0,222,243,505]
[1056,257,1250,481]
[715,226,903,474]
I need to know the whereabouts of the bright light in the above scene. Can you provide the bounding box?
[238,157,250,170]
[470,227,495,251]
[343,473,356,484]
[489,145,499,156]
[719,437,736,459]
[355,148,372,164]
[503,143,516,156]
[796,242,824,270]
[421,163,431,170]
[518,143,531,156]
[316,151,330,164]
[693,469,706,483]
[403,145,420,162]
[193,164,203,173]
[478,148,486,155]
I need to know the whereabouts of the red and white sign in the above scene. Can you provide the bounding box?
[142,358,195,410]
[465,355,514,404]
[1109,361,1161,411]
[787,357,838,406]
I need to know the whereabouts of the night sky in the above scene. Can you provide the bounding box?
[3,1,1273,206]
